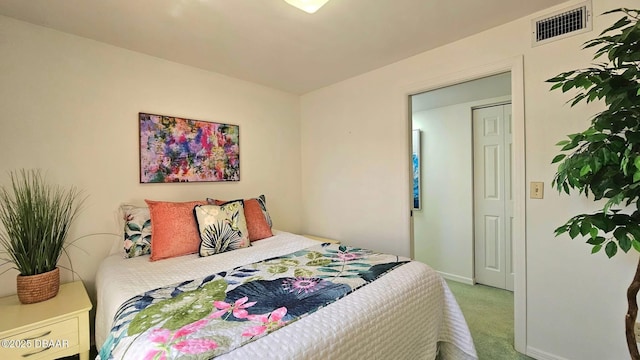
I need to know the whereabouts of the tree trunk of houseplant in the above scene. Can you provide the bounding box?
[16,267,60,304]
[627,257,640,360]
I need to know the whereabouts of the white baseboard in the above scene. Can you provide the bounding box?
[437,271,474,285]
[526,346,569,360]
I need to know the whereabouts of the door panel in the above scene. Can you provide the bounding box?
[483,215,501,270]
[474,104,513,290]
[484,145,500,199]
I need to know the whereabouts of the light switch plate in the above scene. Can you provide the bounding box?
[530,182,544,199]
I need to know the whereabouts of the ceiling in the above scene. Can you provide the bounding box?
[0,0,567,94]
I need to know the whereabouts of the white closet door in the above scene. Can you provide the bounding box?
[474,104,513,291]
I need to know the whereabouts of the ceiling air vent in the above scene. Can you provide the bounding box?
[532,1,592,46]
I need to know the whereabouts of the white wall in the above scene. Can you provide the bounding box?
[0,14,302,327]
[412,95,510,283]
[300,0,638,359]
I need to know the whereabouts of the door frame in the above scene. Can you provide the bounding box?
[402,55,526,353]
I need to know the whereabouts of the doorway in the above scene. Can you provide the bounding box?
[404,57,526,353]
[410,73,511,286]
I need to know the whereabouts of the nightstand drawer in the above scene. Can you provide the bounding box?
[0,318,79,359]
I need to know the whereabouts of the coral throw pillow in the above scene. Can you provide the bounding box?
[145,199,206,261]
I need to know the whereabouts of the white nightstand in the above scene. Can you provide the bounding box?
[303,234,340,244]
[0,281,92,360]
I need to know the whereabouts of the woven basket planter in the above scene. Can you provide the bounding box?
[16,267,60,304]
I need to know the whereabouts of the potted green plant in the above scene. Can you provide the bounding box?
[548,8,640,359]
[0,169,85,304]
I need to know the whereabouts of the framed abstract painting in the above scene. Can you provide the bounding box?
[412,129,421,210]
[139,113,240,183]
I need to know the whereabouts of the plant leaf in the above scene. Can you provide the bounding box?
[580,164,592,176]
[605,241,618,258]
[615,228,632,252]
[580,219,592,236]
[569,222,581,239]
[552,154,567,164]
[586,236,605,245]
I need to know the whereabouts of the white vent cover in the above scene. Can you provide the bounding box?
[532,1,592,46]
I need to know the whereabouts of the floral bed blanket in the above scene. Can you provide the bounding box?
[98,243,408,360]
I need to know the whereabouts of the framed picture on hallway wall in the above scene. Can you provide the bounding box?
[139,113,240,183]
[412,129,421,210]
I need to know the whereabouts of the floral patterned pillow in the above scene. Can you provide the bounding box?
[121,205,152,258]
[208,195,273,241]
[194,201,250,257]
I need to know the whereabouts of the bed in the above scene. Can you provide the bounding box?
[95,231,477,359]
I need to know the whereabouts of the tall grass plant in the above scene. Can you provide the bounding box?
[0,170,85,276]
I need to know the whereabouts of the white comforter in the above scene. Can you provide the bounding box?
[95,231,477,359]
